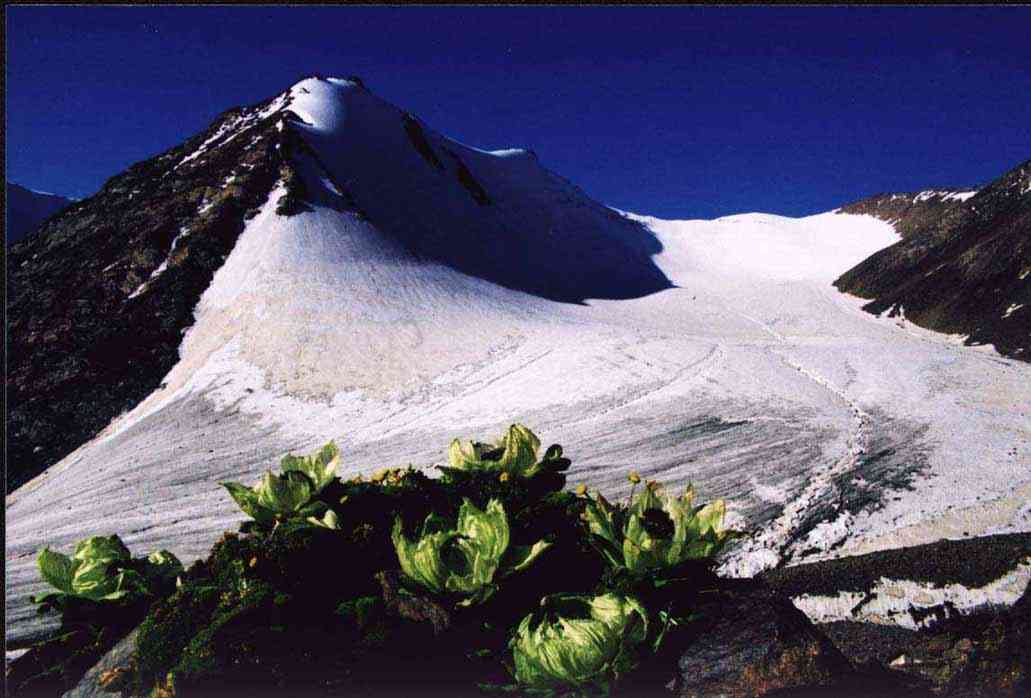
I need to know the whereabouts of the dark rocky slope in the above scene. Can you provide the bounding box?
[833,159,1031,362]
[762,533,1031,696]
[5,183,73,245]
[6,92,306,492]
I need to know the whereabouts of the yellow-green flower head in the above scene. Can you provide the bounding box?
[446,424,547,477]
[510,593,648,690]
[391,499,551,606]
[221,441,339,527]
[627,471,641,484]
[33,535,182,606]
[582,483,741,575]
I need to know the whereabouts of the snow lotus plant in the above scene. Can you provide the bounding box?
[441,424,569,481]
[32,535,183,608]
[221,442,339,527]
[583,482,741,577]
[391,498,551,606]
[510,592,649,692]
[278,442,341,493]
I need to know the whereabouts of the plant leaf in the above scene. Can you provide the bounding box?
[307,509,339,530]
[281,441,339,493]
[257,471,313,516]
[221,481,274,525]
[72,535,131,565]
[504,540,552,575]
[392,516,456,594]
[37,548,77,595]
[71,558,122,600]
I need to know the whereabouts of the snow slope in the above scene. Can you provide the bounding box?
[7,78,1030,645]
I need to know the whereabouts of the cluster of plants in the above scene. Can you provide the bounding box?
[8,537,183,696]
[10,424,742,697]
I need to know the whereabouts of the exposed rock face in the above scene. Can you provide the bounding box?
[6,183,73,245]
[62,628,139,698]
[815,588,1030,697]
[944,584,1030,697]
[6,92,301,492]
[762,533,1031,630]
[837,188,978,240]
[833,159,1031,362]
[761,533,1031,696]
[670,582,856,697]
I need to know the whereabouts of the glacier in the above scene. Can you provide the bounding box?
[6,78,1029,646]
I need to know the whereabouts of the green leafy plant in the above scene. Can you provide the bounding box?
[509,592,648,693]
[32,535,183,607]
[279,442,340,492]
[391,498,551,606]
[582,482,741,577]
[221,442,339,527]
[15,424,754,697]
[440,424,569,481]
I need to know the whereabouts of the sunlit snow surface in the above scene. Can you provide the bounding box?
[6,79,1029,644]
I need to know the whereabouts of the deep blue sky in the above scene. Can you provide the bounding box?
[6,6,1031,218]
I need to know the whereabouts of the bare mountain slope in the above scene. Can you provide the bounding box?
[833,160,1031,361]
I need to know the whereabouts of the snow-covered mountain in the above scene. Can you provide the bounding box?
[6,77,1029,646]
[5,182,73,245]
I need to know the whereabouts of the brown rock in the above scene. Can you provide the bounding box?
[672,585,853,697]
[943,586,1030,697]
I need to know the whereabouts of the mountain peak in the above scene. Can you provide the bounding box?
[6,76,671,492]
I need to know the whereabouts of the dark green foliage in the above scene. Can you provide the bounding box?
[119,454,605,696]
[134,584,220,687]
[171,583,277,686]
[6,627,112,696]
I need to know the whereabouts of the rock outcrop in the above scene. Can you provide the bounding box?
[833,158,1031,362]
[7,90,302,492]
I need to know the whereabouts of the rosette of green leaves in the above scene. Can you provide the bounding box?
[391,498,551,606]
[440,424,569,481]
[510,592,648,692]
[221,442,339,526]
[279,442,340,492]
[583,483,741,576]
[31,535,183,607]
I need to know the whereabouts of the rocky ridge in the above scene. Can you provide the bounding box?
[6,84,320,492]
[833,159,1031,361]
